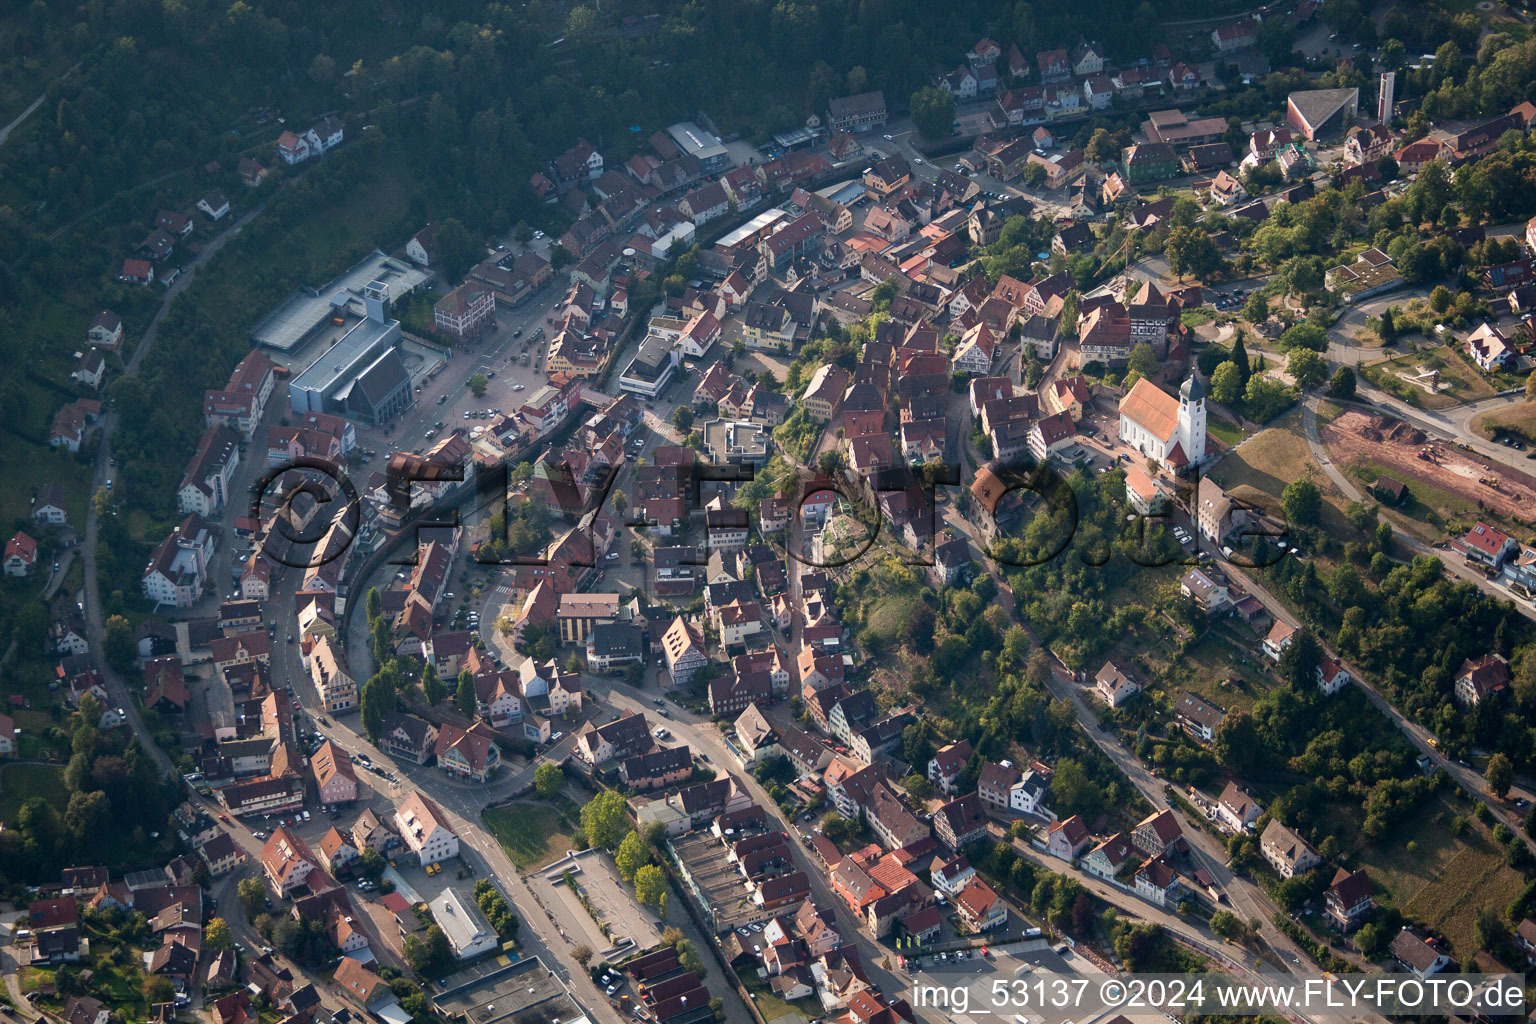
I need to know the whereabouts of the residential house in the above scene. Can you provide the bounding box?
[1389,928,1451,978]
[1095,661,1142,708]
[933,793,990,850]
[1260,819,1321,879]
[1216,782,1261,831]
[619,747,693,791]
[434,722,502,783]
[1324,868,1373,931]
[575,712,653,766]
[1455,653,1511,706]
[1122,143,1179,184]
[311,741,357,806]
[1132,808,1184,858]
[379,712,439,765]
[1083,833,1132,880]
[1262,620,1296,662]
[1134,854,1182,907]
[954,878,1007,932]
[87,311,124,351]
[260,828,320,896]
[4,533,37,577]
[1466,322,1514,370]
[394,791,458,865]
[1174,692,1224,743]
[141,514,216,609]
[1459,522,1517,569]
[1046,816,1091,861]
[931,856,977,896]
[1316,656,1352,696]
[977,762,1020,813]
[826,91,887,134]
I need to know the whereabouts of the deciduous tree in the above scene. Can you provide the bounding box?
[1287,349,1327,389]
[1329,366,1357,399]
[1210,361,1243,405]
[580,790,630,849]
[633,864,667,911]
[1281,477,1322,527]
[615,830,650,881]
[456,669,477,716]
[1487,752,1514,797]
[910,86,956,141]
[534,763,564,799]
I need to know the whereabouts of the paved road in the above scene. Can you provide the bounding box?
[1298,395,1535,619]
[79,201,272,780]
[1195,495,1536,865]
[0,62,78,149]
[931,471,1364,990]
[590,675,936,1020]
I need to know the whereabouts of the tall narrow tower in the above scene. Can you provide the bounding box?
[364,280,390,324]
[1178,372,1207,466]
[1378,72,1396,126]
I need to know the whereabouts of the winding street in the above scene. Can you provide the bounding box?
[1297,395,1529,615]
[1277,396,1536,843]
[931,466,1329,982]
[78,199,271,778]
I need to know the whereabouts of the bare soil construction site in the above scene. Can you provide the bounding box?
[1321,409,1536,524]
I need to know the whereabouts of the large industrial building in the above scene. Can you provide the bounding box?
[287,280,414,426]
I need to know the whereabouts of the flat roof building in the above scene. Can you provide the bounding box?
[253,250,431,352]
[666,121,730,174]
[428,888,498,961]
[1287,88,1360,141]
[618,335,678,400]
[432,956,589,1024]
[287,281,413,426]
[715,209,787,253]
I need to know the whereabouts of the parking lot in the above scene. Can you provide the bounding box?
[532,848,664,959]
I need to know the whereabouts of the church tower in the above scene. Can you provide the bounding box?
[1177,371,1207,465]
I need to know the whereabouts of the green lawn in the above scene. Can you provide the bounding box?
[1343,456,1523,542]
[1364,345,1497,410]
[0,440,96,535]
[482,800,577,871]
[743,973,816,1023]
[1206,418,1245,447]
[0,763,68,825]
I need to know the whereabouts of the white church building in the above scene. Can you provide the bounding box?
[1118,373,1207,469]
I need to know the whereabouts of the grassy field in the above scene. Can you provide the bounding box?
[1147,625,1273,713]
[1341,457,1520,542]
[1206,418,1245,447]
[1473,401,1536,441]
[0,440,97,532]
[1207,413,1355,533]
[1353,791,1526,955]
[1366,346,1498,410]
[483,800,578,871]
[0,763,68,825]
